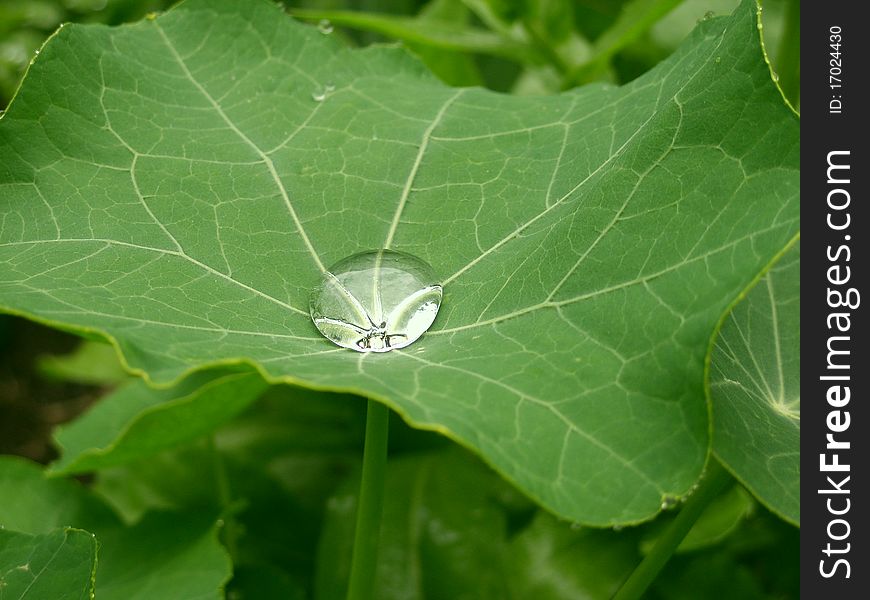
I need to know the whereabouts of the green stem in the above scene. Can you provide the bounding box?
[208,434,238,558]
[611,460,732,600]
[346,399,390,600]
[774,0,800,107]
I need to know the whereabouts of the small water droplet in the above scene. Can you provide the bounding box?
[310,250,443,353]
[661,495,678,510]
[311,89,327,102]
[318,19,334,34]
[325,81,335,93]
[772,72,780,82]
[612,524,624,532]
[34,50,40,56]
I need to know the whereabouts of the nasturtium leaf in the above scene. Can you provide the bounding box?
[0,457,231,600]
[37,339,130,385]
[50,369,267,475]
[0,456,120,534]
[0,527,97,600]
[0,0,798,523]
[94,510,232,600]
[710,241,799,525]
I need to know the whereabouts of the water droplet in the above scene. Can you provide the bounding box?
[325,81,335,93]
[309,250,442,353]
[34,50,40,56]
[714,56,722,64]
[772,72,780,82]
[612,524,624,532]
[318,19,333,34]
[660,495,678,510]
[311,89,327,102]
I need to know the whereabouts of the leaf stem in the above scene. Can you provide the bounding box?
[346,399,390,600]
[611,459,732,600]
[208,434,239,558]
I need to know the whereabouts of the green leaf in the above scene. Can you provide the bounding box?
[507,512,640,600]
[0,528,97,600]
[710,240,800,525]
[0,457,231,600]
[50,369,268,474]
[0,456,120,534]
[94,510,232,600]
[0,0,799,524]
[36,339,129,385]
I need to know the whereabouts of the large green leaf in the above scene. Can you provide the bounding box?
[0,528,97,600]
[0,0,799,523]
[0,457,232,600]
[710,241,799,524]
[50,369,267,475]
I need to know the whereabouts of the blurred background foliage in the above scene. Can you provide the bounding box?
[1,0,799,109]
[1,1,799,598]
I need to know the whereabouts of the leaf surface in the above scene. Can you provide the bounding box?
[0,528,97,600]
[0,457,231,600]
[50,369,267,474]
[0,0,799,523]
[710,241,799,524]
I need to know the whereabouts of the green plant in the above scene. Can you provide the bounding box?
[0,0,798,598]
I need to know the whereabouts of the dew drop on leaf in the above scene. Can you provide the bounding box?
[309,250,443,353]
[660,495,678,510]
[318,19,333,34]
[311,89,327,102]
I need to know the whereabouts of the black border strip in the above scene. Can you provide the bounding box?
[801,1,868,596]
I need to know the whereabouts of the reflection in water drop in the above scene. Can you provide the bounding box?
[309,250,443,353]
